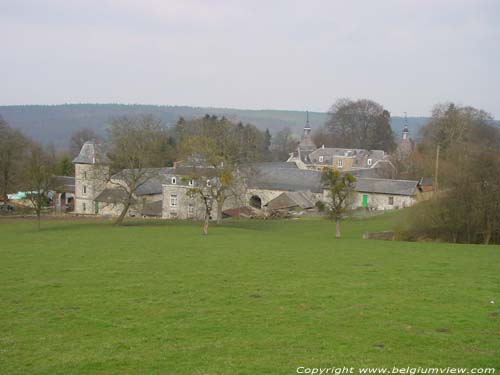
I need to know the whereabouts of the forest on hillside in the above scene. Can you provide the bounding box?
[0,104,429,149]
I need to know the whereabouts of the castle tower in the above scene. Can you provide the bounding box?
[72,142,108,214]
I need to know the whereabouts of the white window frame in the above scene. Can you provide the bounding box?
[367,158,373,166]
[337,159,343,168]
[188,179,194,187]
[170,194,177,207]
[319,156,324,163]
[171,177,177,185]
[188,204,195,216]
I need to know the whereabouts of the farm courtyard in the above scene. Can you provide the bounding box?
[0,213,499,374]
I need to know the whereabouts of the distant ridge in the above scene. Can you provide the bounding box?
[0,104,430,149]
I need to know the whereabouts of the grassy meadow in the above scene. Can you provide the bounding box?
[0,213,499,374]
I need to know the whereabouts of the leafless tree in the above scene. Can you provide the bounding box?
[70,128,99,157]
[176,115,260,232]
[106,115,173,225]
[0,116,30,201]
[325,99,396,152]
[23,143,57,230]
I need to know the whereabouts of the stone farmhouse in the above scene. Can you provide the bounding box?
[72,122,427,219]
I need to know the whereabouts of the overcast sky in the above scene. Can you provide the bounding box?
[1,0,499,117]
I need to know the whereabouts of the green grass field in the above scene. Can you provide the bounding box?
[1,214,499,374]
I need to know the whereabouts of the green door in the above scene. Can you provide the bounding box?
[362,194,368,208]
[94,201,99,214]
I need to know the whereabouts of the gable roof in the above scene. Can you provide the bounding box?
[266,191,316,210]
[95,188,132,203]
[354,178,418,196]
[50,176,75,192]
[247,164,323,193]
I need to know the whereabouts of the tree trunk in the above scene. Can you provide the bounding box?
[484,220,492,245]
[216,200,223,224]
[115,200,131,226]
[203,215,209,235]
[335,218,341,239]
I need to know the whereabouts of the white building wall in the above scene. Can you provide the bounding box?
[351,192,416,210]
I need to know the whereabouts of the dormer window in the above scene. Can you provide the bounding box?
[319,156,324,163]
[337,159,343,168]
[171,177,177,185]
[367,158,373,166]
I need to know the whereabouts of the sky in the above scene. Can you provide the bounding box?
[1,0,499,117]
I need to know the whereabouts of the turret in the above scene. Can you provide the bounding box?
[73,142,108,214]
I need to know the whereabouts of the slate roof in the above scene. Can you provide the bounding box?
[72,142,108,164]
[50,176,75,192]
[354,178,418,196]
[112,167,173,196]
[247,164,323,193]
[308,147,386,167]
[266,191,316,210]
[95,188,132,203]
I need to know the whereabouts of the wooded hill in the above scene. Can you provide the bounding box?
[0,104,430,149]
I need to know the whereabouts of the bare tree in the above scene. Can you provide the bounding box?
[105,115,172,225]
[23,143,57,230]
[325,99,396,152]
[0,116,29,201]
[271,127,298,161]
[320,169,356,239]
[176,115,260,232]
[70,128,99,157]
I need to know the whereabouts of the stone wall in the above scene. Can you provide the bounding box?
[74,163,108,215]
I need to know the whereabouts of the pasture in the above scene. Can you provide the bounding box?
[1,214,499,374]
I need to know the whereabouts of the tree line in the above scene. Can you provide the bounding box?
[397,103,500,244]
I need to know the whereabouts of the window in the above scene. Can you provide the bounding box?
[367,158,373,166]
[388,196,394,205]
[83,185,87,195]
[169,211,177,219]
[319,156,324,163]
[171,177,177,184]
[188,204,195,217]
[170,194,178,207]
[82,202,86,212]
[83,171,87,179]
[188,179,194,187]
[337,159,343,168]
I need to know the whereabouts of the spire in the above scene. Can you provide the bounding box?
[402,112,409,140]
[303,110,311,136]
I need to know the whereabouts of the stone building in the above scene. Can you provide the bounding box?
[73,140,425,220]
[73,142,108,215]
[287,119,395,175]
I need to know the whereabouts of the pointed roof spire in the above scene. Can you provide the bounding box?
[304,110,311,130]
